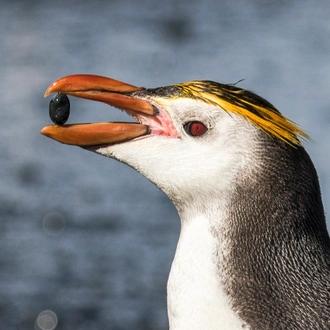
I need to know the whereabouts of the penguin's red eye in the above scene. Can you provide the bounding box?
[184,121,208,137]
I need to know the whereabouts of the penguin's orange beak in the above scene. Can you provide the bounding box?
[41,74,154,146]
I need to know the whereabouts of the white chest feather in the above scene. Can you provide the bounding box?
[167,214,246,330]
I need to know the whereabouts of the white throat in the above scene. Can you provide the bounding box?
[167,211,247,330]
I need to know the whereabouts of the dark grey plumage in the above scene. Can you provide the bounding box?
[222,134,330,329]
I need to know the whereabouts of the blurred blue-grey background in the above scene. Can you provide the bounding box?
[1,0,330,329]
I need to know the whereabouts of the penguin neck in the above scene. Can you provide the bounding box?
[166,141,330,329]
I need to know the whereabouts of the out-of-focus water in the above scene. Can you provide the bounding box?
[1,1,330,329]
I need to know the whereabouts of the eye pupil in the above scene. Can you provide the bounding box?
[184,121,207,137]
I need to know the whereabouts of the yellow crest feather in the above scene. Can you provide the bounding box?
[174,81,308,146]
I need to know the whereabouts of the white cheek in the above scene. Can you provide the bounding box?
[94,112,260,203]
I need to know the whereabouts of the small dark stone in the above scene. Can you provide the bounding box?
[49,93,70,125]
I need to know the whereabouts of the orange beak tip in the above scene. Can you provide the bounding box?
[40,126,49,135]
